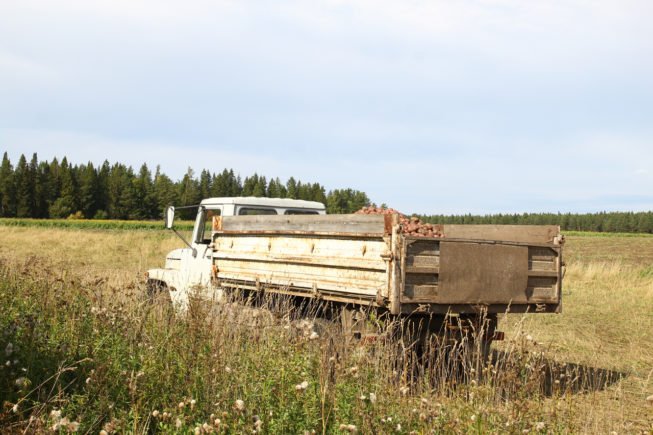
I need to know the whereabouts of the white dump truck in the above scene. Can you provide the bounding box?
[147,197,563,350]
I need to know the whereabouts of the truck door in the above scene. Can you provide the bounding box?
[181,207,222,297]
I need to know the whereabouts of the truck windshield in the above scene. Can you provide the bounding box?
[199,209,221,244]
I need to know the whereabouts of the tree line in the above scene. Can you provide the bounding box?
[419,211,653,234]
[0,152,371,220]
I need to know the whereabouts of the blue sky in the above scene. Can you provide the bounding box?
[1,0,652,214]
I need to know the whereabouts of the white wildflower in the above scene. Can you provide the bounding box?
[420,397,429,405]
[194,426,201,435]
[235,399,245,411]
[535,422,545,430]
[152,410,159,418]
[526,334,533,341]
[309,331,319,340]
[295,381,309,392]
[396,423,402,432]
[190,399,196,409]
[5,342,13,356]
[68,421,80,432]
[253,415,263,432]
[12,403,18,413]
[471,414,477,422]
[178,401,185,409]
[369,392,377,404]
[225,366,232,373]
[15,377,29,388]
[399,386,409,396]
[176,418,183,428]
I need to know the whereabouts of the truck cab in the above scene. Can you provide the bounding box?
[146,197,326,309]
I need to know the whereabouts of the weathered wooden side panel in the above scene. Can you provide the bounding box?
[442,225,560,244]
[215,214,390,235]
[213,234,391,300]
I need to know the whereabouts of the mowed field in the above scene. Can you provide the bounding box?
[0,223,651,433]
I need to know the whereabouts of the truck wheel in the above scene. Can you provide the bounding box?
[146,279,172,307]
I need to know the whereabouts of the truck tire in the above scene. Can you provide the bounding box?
[146,279,172,306]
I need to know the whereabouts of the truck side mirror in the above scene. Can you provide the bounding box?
[164,206,175,229]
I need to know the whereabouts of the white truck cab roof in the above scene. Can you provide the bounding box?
[200,197,326,213]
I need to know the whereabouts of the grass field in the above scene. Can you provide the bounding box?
[0,224,651,433]
[0,218,196,232]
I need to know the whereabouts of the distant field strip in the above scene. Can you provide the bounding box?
[0,218,195,231]
[2,218,652,237]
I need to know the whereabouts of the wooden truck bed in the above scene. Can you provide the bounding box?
[211,215,563,315]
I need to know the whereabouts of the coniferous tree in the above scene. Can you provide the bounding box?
[252,175,267,197]
[49,158,78,218]
[34,160,51,218]
[0,152,16,217]
[106,163,133,219]
[241,174,257,196]
[210,170,228,197]
[267,177,287,198]
[153,166,178,217]
[230,171,243,196]
[14,154,35,217]
[326,188,370,214]
[130,164,157,219]
[78,163,98,219]
[286,177,298,199]
[310,183,327,204]
[198,169,212,200]
[94,161,111,218]
[178,168,200,219]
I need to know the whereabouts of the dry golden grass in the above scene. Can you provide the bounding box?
[0,226,652,433]
[499,235,653,433]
